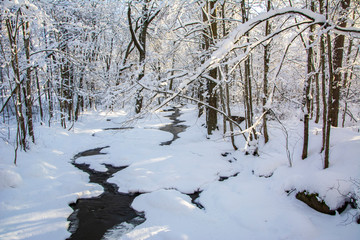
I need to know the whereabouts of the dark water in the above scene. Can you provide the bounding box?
[67,147,145,240]
[187,190,204,209]
[67,108,192,239]
[103,127,134,131]
[159,107,188,146]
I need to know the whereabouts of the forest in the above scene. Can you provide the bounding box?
[1,0,360,239]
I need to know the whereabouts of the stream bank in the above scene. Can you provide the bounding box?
[67,107,187,239]
[67,147,145,240]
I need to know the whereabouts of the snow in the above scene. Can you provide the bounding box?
[0,169,22,190]
[1,105,360,239]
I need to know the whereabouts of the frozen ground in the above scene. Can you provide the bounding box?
[0,105,359,240]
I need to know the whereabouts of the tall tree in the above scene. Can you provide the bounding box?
[301,0,315,159]
[262,0,271,144]
[201,0,219,135]
[329,0,350,127]
[320,0,327,153]
[241,0,257,155]
[128,0,161,113]
[21,11,35,143]
[5,9,28,152]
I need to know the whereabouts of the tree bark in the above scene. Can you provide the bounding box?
[324,31,333,169]
[225,82,238,150]
[324,0,335,169]
[301,1,315,160]
[329,0,350,127]
[22,19,35,143]
[6,16,27,151]
[241,0,257,153]
[35,69,44,122]
[319,0,327,152]
[263,0,271,144]
[202,0,218,135]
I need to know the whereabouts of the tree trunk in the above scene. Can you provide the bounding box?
[319,0,327,152]
[329,0,350,127]
[301,0,315,160]
[226,82,238,150]
[314,66,320,123]
[60,59,73,128]
[22,20,35,143]
[75,73,84,121]
[263,0,271,144]
[341,10,357,127]
[128,0,160,114]
[241,0,257,154]
[35,69,44,122]
[198,2,209,118]
[219,84,227,135]
[6,17,27,151]
[198,81,205,117]
[324,31,333,169]
[324,0,334,169]
[207,69,218,135]
[202,0,218,135]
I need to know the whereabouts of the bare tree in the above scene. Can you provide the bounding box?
[21,12,35,143]
[329,0,351,127]
[241,0,258,155]
[201,0,219,135]
[320,0,327,153]
[262,0,271,144]
[5,10,28,152]
[128,0,161,113]
[302,1,315,160]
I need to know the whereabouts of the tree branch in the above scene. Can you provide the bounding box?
[127,3,144,54]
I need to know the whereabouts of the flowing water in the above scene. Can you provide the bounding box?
[67,146,145,240]
[67,107,188,239]
[159,107,188,146]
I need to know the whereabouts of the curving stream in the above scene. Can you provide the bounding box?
[67,107,188,239]
[67,146,145,240]
[159,107,188,146]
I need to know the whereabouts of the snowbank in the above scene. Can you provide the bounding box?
[0,168,22,190]
[1,106,359,240]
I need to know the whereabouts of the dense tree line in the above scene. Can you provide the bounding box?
[1,0,359,166]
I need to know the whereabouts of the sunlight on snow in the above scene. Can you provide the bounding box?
[0,221,66,240]
[124,226,170,239]
[132,156,172,167]
[72,189,103,199]
[350,135,360,141]
[73,129,102,134]
[41,162,57,170]
[98,111,127,117]
[52,149,64,155]
[175,197,196,210]
[0,208,69,239]
[58,131,69,136]
[1,208,68,226]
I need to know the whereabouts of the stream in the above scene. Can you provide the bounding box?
[67,146,145,240]
[159,107,188,146]
[67,107,188,239]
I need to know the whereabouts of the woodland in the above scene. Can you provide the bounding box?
[1,0,360,163]
[1,0,360,239]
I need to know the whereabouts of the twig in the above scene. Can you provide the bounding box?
[269,109,292,167]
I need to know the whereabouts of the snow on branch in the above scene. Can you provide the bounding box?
[153,6,360,112]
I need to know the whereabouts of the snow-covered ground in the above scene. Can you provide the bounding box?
[1,105,359,240]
